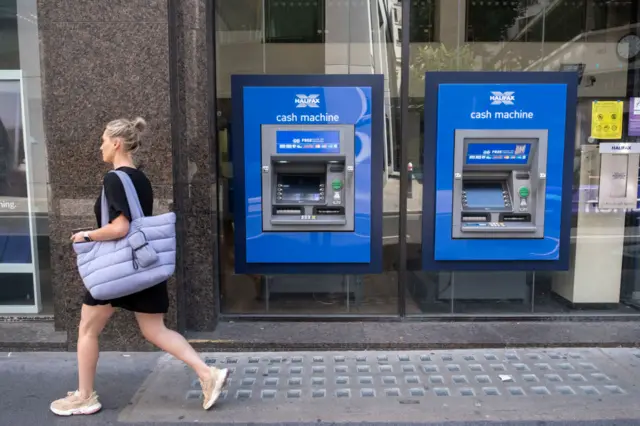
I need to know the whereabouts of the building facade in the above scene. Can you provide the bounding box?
[2,0,640,348]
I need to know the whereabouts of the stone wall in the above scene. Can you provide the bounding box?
[38,0,217,350]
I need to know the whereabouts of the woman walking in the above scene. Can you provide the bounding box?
[50,117,228,416]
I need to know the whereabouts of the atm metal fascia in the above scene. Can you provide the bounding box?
[421,71,578,272]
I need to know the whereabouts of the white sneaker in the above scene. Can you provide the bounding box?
[50,390,102,416]
[200,367,229,410]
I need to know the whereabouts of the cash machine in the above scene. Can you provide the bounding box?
[231,75,384,301]
[418,72,577,303]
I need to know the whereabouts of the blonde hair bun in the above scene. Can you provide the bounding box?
[132,117,147,134]
[104,116,147,154]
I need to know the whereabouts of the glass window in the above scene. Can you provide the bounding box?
[265,0,324,43]
[466,0,526,42]
[407,0,640,316]
[215,0,401,315]
[590,0,636,32]
[410,0,435,43]
[0,0,51,314]
[0,0,18,69]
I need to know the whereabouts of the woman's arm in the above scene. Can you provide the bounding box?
[71,214,130,243]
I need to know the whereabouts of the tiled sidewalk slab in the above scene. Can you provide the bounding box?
[119,348,640,424]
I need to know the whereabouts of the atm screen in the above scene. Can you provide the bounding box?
[466,142,531,165]
[278,175,323,202]
[276,130,340,154]
[464,183,506,209]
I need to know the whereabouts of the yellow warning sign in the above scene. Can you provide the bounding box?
[591,100,623,139]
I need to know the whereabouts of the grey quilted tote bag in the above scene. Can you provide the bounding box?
[73,170,176,300]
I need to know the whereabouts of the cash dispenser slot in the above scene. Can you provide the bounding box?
[461,212,490,222]
[273,207,303,215]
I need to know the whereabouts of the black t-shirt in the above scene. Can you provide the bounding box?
[94,167,154,227]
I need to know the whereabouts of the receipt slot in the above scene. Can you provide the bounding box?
[421,71,578,271]
[231,74,384,274]
[597,143,640,210]
[453,130,548,238]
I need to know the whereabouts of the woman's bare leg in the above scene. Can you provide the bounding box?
[77,304,115,398]
[135,312,228,410]
[134,312,210,379]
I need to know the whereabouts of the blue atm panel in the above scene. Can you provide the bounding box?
[231,75,384,275]
[422,72,578,271]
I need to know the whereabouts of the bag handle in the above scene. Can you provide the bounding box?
[100,170,145,227]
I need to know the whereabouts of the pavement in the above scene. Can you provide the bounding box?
[1,348,640,426]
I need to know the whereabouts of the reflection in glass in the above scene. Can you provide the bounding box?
[0,273,34,305]
[0,0,51,314]
[278,175,324,203]
[0,79,35,307]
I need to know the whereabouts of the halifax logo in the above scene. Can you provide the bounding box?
[490,91,515,105]
[295,94,320,108]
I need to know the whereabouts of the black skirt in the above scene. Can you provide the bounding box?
[83,281,169,314]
